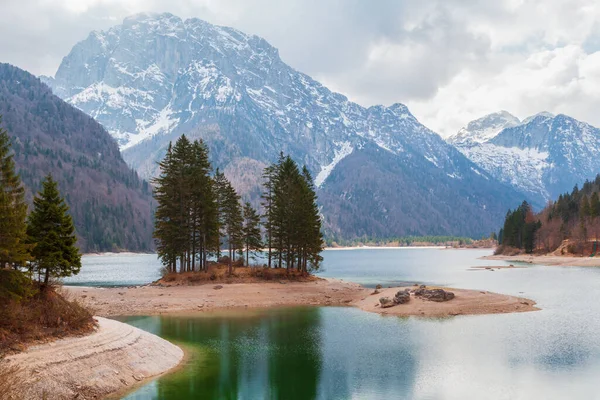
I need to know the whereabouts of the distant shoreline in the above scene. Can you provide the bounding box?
[83,246,493,256]
[324,246,447,250]
[483,254,600,267]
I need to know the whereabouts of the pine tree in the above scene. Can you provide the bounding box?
[154,137,220,273]
[189,140,218,271]
[27,175,81,286]
[171,135,194,272]
[261,164,277,268]
[299,166,324,272]
[153,143,179,272]
[242,202,263,266]
[221,181,244,274]
[213,169,229,261]
[0,118,30,268]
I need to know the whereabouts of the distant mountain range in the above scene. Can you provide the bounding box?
[41,12,528,239]
[449,111,600,206]
[0,63,153,252]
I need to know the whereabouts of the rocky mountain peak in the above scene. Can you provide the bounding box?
[43,13,525,239]
[449,110,520,146]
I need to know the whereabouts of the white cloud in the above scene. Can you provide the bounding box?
[3,0,600,136]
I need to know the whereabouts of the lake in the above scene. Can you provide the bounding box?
[71,249,600,399]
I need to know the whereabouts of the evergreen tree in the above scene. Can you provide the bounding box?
[581,196,591,218]
[591,192,600,219]
[153,137,220,273]
[500,201,540,253]
[213,169,229,261]
[261,163,277,268]
[299,166,324,272]
[27,175,81,286]
[242,202,263,266]
[153,143,179,272]
[189,140,218,271]
[264,155,324,273]
[0,118,30,268]
[221,181,244,274]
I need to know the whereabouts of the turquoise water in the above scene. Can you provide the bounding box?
[73,249,600,399]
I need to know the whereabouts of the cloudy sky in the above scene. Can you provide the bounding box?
[2,0,600,136]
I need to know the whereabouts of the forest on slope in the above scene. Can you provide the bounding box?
[498,174,600,255]
[0,63,153,252]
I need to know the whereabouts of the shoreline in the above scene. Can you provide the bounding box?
[64,278,538,318]
[5,317,183,400]
[9,278,538,398]
[483,254,600,267]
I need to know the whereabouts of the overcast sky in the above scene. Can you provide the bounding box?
[2,0,600,136]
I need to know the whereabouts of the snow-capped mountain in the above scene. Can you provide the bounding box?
[43,12,524,238]
[449,112,600,205]
[450,111,521,146]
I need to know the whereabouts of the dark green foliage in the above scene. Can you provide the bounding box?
[500,201,541,253]
[27,175,81,286]
[263,156,324,273]
[219,176,244,274]
[154,138,323,275]
[153,136,220,273]
[0,64,153,252]
[0,117,30,267]
[0,270,35,302]
[242,202,263,266]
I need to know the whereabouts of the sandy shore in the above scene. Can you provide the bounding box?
[356,286,538,317]
[5,317,183,400]
[483,254,600,267]
[64,278,538,318]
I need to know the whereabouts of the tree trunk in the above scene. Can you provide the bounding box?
[44,266,50,287]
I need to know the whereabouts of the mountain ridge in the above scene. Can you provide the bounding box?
[450,111,600,206]
[43,12,525,239]
[1,63,153,252]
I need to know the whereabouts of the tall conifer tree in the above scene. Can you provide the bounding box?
[0,118,30,268]
[242,202,263,266]
[27,175,81,286]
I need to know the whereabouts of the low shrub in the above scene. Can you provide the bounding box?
[0,285,95,357]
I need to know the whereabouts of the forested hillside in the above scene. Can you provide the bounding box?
[0,63,153,252]
[498,175,600,255]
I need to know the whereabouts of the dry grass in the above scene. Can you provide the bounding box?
[0,364,23,400]
[157,264,318,286]
[0,283,95,357]
[493,245,523,256]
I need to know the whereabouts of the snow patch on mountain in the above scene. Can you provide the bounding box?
[124,103,179,151]
[315,142,353,188]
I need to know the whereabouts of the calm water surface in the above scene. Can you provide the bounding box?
[72,249,600,399]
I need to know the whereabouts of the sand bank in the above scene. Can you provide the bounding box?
[356,286,538,317]
[483,254,600,267]
[4,317,183,400]
[64,278,538,318]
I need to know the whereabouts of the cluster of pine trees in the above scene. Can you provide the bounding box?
[0,118,81,286]
[153,136,324,275]
[499,175,600,254]
[498,201,541,253]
